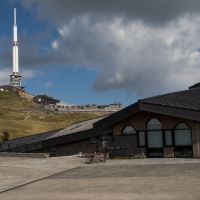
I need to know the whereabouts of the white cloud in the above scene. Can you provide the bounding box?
[44,82,54,87]
[52,14,200,97]
[20,69,43,78]
[0,68,12,85]
[51,40,59,49]
[14,1,200,98]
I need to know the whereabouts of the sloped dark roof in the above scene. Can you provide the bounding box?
[93,87,200,131]
[43,116,112,147]
[0,129,62,151]
[45,116,107,140]
[189,82,200,89]
[1,129,62,145]
[139,87,200,111]
[0,116,111,151]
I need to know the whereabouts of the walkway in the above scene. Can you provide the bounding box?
[1,156,200,199]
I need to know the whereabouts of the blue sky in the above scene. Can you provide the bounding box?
[1,0,200,107]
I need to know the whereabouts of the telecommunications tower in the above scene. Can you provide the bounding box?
[10,8,22,88]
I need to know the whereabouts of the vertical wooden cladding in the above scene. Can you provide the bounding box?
[55,137,104,156]
[113,110,200,157]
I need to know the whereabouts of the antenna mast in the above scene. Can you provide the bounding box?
[10,8,22,89]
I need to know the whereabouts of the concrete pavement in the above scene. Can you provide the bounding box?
[1,156,200,199]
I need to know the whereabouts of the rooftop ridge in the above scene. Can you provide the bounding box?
[138,87,200,102]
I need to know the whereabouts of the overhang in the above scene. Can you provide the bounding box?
[93,102,200,132]
[42,128,113,147]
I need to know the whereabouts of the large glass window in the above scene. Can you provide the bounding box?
[175,130,192,145]
[174,123,192,146]
[174,123,192,157]
[147,118,163,157]
[147,131,163,148]
[122,126,136,134]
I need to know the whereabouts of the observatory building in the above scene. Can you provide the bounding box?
[10,8,22,89]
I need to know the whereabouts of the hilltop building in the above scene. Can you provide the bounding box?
[33,94,60,105]
[0,85,34,100]
[50,102,122,114]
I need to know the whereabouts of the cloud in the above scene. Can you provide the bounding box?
[19,0,200,26]
[51,40,59,49]
[0,68,12,85]
[6,0,200,98]
[44,81,54,87]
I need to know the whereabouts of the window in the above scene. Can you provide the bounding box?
[146,118,162,130]
[174,123,192,146]
[146,118,163,157]
[164,130,172,146]
[50,146,57,152]
[138,131,145,147]
[174,122,192,157]
[122,125,136,135]
[89,137,97,144]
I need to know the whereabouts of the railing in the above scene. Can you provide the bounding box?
[0,142,44,153]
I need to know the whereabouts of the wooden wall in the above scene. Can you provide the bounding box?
[55,137,104,157]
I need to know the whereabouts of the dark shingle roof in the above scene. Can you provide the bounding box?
[1,129,62,145]
[189,82,200,89]
[139,87,200,111]
[0,129,62,151]
[45,116,107,140]
[94,87,200,131]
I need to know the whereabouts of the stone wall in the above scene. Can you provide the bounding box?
[106,135,146,158]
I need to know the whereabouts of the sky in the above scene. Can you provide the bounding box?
[1,0,200,107]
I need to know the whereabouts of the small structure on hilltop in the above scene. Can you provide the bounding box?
[0,85,35,100]
[48,102,122,114]
[33,94,60,105]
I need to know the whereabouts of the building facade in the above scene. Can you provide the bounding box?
[33,94,60,105]
[2,84,200,158]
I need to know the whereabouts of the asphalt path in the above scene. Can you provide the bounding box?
[1,156,200,199]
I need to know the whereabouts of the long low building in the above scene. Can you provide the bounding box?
[1,83,200,158]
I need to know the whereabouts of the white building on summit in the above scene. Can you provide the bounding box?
[10,8,22,89]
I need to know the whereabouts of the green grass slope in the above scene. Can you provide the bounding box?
[0,91,19,100]
[0,91,105,142]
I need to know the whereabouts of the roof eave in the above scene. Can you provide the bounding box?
[94,101,200,132]
[93,102,140,132]
[140,103,200,121]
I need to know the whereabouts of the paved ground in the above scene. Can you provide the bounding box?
[1,156,200,199]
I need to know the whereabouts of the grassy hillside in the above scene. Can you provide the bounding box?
[0,91,19,100]
[0,91,105,142]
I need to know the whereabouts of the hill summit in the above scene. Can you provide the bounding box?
[0,91,105,142]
